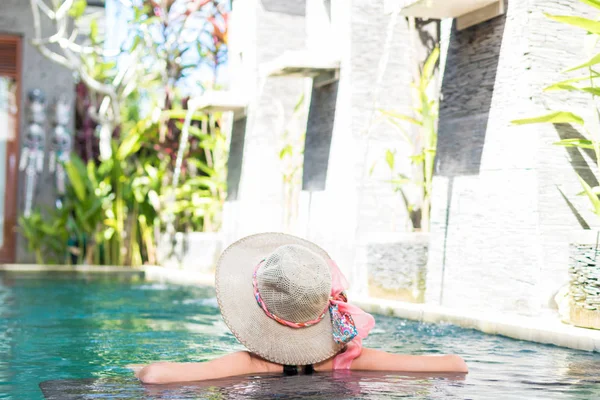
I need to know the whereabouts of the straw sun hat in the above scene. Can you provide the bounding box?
[215,232,348,366]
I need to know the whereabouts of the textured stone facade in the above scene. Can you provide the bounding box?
[0,0,75,262]
[221,0,308,246]
[427,0,599,316]
[224,0,433,290]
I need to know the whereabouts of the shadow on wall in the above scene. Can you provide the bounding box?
[302,81,339,192]
[554,123,598,189]
[260,0,306,16]
[226,117,247,201]
[554,123,597,230]
[436,11,508,177]
[434,5,507,303]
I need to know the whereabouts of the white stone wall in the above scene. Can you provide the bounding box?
[222,0,307,247]
[427,0,599,316]
[223,0,431,291]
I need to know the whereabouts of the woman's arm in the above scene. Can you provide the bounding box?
[133,349,467,384]
[315,349,468,373]
[351,349,468,373]
[134,351,282,384]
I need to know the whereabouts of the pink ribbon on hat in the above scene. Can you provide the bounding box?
[327,260,375,370]
[252,258,375,370]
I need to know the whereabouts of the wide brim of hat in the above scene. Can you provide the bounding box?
[215,232,344,366]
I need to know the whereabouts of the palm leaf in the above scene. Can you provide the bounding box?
[553,138,595,149]
[564,52,600,72]
[379,109,423,126]
[545,14,600,34]
[578,174,600,216]
[580,0,600,10]
[511,111,584,125]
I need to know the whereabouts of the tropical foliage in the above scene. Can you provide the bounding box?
[21,0,230,266]
[279,94,307,232]
[379,46,440,232]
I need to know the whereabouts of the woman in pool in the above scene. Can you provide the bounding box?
[134,233,468,384]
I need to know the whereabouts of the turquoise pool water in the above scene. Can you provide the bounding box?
[1,271,600,399]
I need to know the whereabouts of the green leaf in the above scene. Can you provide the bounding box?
[163,109,205,121]
[422,47,440,83]
[580,0,600,10]
[86,161,98,189]
[511,111,584,125]
[89,18,98,43]
[65,158,86,202]
[187,176,218,191]
[117,133,141,160]
[564,52,600,72]
[385,149,395,171]
[387,176,412,187]
[379,109,422,126]
[553,138,595,149]
[582,87,600,96]
[130,35,142,52]
[369,162,377,176]
[545,14,600,34]
[544,76,595,91]
[578,174,600,215]
[546,83,600,96]
[189,160,215,176]
[294,94,305,113]
[577,186,600,196]
[68,0,87,19]
[279,144,293,160]
[410,154,425,163]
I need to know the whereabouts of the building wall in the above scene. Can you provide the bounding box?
[223,0,433,290]
[0,0,75,262]
[427,0,597,315]
[221,0,307,246]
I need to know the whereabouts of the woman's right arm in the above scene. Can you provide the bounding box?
[134,351,282,384]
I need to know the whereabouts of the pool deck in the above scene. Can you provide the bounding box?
[2,263,599,353]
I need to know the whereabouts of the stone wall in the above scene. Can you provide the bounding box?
[223,0,437,290]
[427,0,598,316]
[0,0,75,262]
[221,0,307,246]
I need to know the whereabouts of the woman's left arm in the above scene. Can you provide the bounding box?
[349,349,468,373]
[314,349,468,373]
[132,351,282,384]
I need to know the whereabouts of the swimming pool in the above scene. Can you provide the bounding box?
[1,271,599,399]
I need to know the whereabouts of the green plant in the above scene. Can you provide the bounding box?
[279,94,307,231]
[511,1,600,219]
[172,113,228,232]
[23,0,231,266]
[18,209,69,264]
[378,46,440,232]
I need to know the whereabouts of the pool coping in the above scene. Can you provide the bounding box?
[0,263,215,285]
[3,264,599,353]
[352,297,600,353]
[0,264,146,273]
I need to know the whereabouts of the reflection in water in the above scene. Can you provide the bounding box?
[1,271,600,399]
[40,372,465,400]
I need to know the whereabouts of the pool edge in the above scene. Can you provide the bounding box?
[352,297,600,353]
[0,264,146,273]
